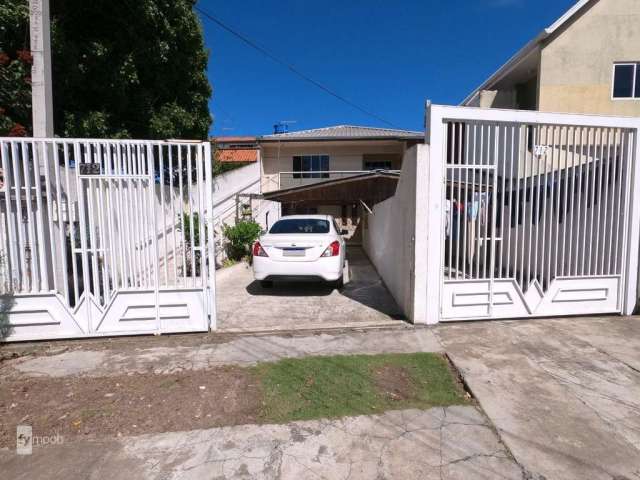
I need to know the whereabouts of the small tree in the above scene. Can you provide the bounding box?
[222,220,262,261]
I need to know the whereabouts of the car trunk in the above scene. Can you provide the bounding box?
[260,234,331,262]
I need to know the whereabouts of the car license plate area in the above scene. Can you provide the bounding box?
[283,248,306,257]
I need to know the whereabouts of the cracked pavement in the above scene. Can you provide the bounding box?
[3,316,640,478]
[436,316,640,480]
[3,328,442,378]
[0,406,523,480]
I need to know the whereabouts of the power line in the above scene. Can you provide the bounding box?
[194,5,398,128]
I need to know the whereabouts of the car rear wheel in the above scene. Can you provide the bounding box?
[332,276,344,290]
[260,280,274,288]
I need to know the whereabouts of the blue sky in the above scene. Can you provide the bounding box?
[197,0,577,137]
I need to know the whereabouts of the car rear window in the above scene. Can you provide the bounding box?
[269,219,330,234]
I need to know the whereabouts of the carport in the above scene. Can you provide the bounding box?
[262,170,400,245]
[215,171,406,331]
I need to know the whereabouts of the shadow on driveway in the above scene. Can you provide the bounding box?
[216,247,405,331]
[246,281,334,297]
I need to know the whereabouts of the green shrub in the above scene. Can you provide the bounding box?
[223,220,262,261]
[181,212,203,247]
[221,258,238,268]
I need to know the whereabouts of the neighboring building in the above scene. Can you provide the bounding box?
[257,125,423,244]
[209,136,277,263]
[212,136,259,164]
[462,0,640,117]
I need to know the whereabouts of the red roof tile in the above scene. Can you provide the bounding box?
[215,149,258,163]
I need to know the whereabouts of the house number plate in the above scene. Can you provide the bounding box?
[79,163,101,175]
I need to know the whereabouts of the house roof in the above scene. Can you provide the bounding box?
[461,0,594,106]
[215,148,258,163]
[212,136,257,143]
[260,125,424,142]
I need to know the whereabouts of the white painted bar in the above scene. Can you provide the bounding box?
[0,137,215,341]
[431,104,640,322]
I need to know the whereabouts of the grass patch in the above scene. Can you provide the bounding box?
[254,353,468,423]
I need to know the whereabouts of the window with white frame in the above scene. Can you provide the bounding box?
[613,63,640,99]
[292,155,329,178]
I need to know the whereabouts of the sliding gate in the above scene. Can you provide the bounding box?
[0,138,216,341]
[429,106,640,321]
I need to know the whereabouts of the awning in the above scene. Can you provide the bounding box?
[262,171,400,207]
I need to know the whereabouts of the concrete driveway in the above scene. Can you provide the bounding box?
[436,316,640,480]
[215,247,405,331]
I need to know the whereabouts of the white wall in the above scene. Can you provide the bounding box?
[208,162,280,263]
[362,145,429,323]
[260,141,406,192]
[212,162,260,223]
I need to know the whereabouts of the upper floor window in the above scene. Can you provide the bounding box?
[613,63,640,99]
[292,155,329,179]
[364,160,392,170]
[363,153,396,171]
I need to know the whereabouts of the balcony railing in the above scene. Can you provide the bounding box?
[277,170,400,190]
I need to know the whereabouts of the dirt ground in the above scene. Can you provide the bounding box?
[0,366,262,448]
[372,365,414,402]
[0,351,467,449]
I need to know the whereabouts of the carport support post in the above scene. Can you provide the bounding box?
[417,105,445,325]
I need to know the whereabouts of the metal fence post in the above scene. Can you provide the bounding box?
[203,141,217,330]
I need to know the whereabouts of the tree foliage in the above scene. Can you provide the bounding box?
[0,0,212,139]
[0,2,32,136]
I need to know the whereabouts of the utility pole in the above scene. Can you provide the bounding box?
[29,0,54,138]
[29,0,56,292]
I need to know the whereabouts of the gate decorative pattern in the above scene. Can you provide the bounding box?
[440,119,635,320]
[0,138,215,341]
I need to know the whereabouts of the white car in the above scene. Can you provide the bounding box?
[252,215,347,288]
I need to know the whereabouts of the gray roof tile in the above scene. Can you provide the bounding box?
[260,125,423,141]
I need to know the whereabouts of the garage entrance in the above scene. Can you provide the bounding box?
[222,170,407,331]
[425,105,640,322]
[262,171,400,247]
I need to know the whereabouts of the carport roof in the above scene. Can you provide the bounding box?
[261,171,400,206]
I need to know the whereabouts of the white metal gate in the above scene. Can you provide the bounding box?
[0,138,216,341]
[426,106,640,321]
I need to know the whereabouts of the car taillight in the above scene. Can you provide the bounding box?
[321,241,340,257]
[252,241,268,257]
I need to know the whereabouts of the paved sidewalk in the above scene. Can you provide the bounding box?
[436,316,640,480]
[3,327,441,378]
[0,407,523,480]
[4,316,640,479]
